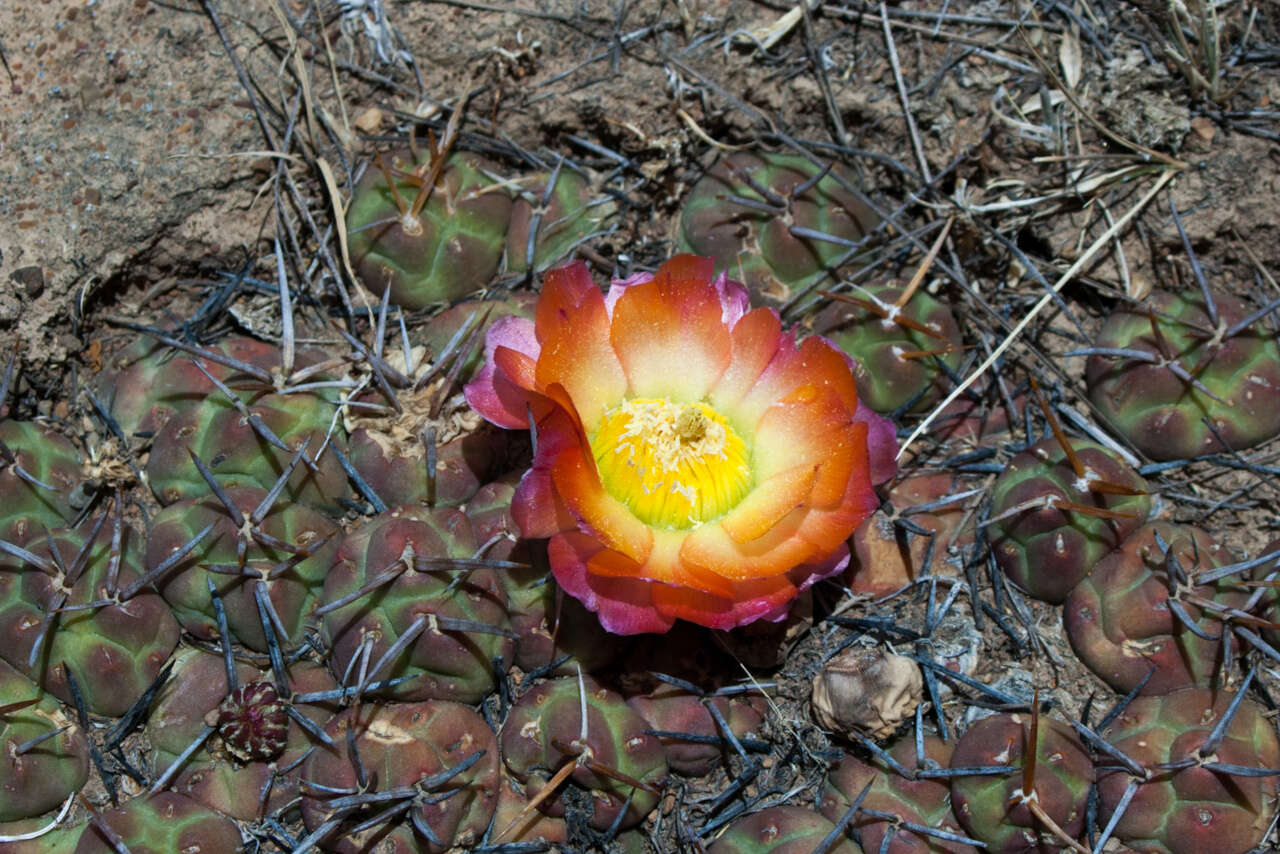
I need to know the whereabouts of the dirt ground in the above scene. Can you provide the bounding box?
[2,0,1280,851]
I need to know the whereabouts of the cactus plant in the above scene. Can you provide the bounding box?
[500,675,668,831]
[1064,522,1244,696]
[949,710,1093,853]
[466,476,625,674]
[989,435,1151,603]
[627,682,765,777]
[707,806,864,853]
[299,700,501,854]
[0,516,180,717]
[1096,686,1280,854]
[1084,289,1280,460]
[0,421,81,545]
[820,735,977,854]
[815,280,963,414]
[347,150,512,309]
[144,348,350,515]
[145,484,339,654]
[320,505,514,703]
[418,292,538,384]
[505,165,616,274]
[147,647,337,820]
[675,152,879,303]
[0,659,90,822]
[71,792,243,854]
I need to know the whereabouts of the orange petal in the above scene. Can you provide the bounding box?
[549,439,653,565]
[719,463,818,544]
[752,389,863,508]
[680,514,820,582]
[535,267,626,431]
[709,308,782,418]
[731,334,860,430]
[609,256,732,401]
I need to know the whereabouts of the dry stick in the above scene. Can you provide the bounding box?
[898,169,1177,460]
[880,0,931,183]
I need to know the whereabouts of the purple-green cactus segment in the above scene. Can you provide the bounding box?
[1098,688,1280,854]
[500,676,668,831]
[467,477,626,674]
[148,647,337,821]
[145,382,349,516]
[1257,537,1280,650]
[0,823,83,854]
[0,521,179,717]
[419,292,538,384]
[0,421,80,545]
[505,168,616,274]
[989,438,1152,603]
[347,422,520,510]
[707,806,864,854]
[1085,290,1280,460]
[71,792,243,854]
[676,151,879,303]
[1064,523,1243,696]
[321,505,513,703]
[949,713,1093,854]
[145,486,338,654]
[300,701,501,854]
[815,281,964,414]
[820,736,977,854]
[627,685,766,777]
[347,151,513,310]
[0,659,90,823]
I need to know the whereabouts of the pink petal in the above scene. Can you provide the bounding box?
[547,533,675,635]
[853,403,899,485]
[463,316,539,429]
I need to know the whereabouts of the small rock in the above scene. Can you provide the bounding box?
[8,265,45,299]
[811,647,922,740]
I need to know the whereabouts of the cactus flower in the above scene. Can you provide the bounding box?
[465,255,896,634]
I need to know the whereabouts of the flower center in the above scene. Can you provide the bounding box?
[590,398,752,530]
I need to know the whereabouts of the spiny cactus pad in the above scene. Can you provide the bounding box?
[500,675,668,831]
[148,647,336,820]
[321,504,513,703]
[347,151,512,309]
[0,519,179,717]
[949,712,1093,854]
[1085,289,1280,460]
[506,166,617,274]
[1097,687,1280,854]
[300,700,501,854]
[815,280,963,414]
[1064,523,1243,696]
[71,792,243,854]
[820,735,977,854]
[707,806,864,853]
[989,437,1151,603]
[145,485,338,653]
[0,421,81,545]
[676,151,879,302]
[627,684,765,777]
[0,659,89,823]
[467,476,625,674]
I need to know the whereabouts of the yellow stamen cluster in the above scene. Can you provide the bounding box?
[590,398,752,530]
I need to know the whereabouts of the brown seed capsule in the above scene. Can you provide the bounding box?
[811,647,921,740]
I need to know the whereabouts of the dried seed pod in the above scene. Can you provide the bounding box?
[811,647,922,740]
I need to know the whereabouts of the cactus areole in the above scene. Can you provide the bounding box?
[465,255,897,634]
